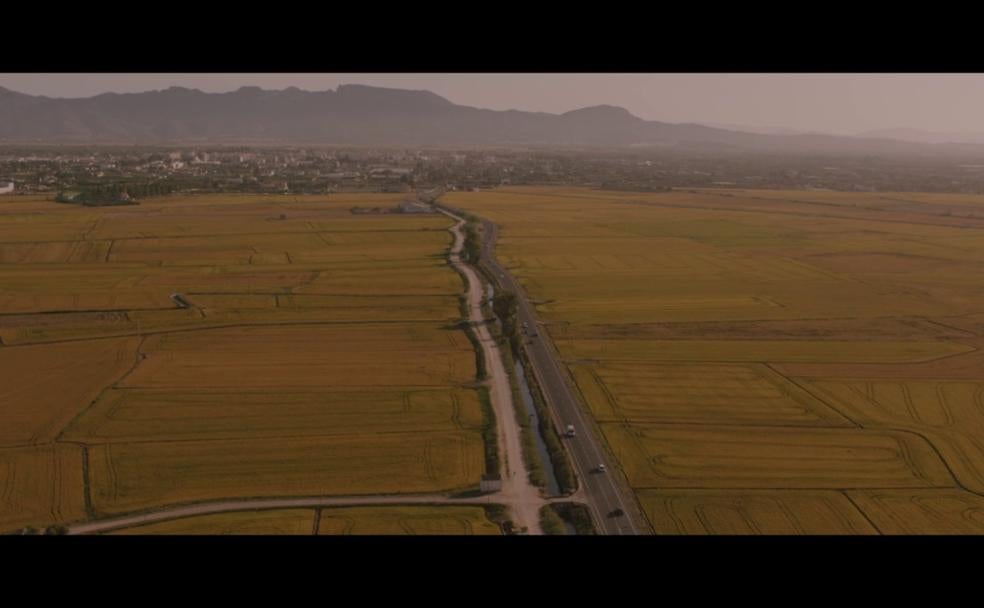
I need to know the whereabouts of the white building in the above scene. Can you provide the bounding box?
[0,181,13,195]
[398,200,433,214]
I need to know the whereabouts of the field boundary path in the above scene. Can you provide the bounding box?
[436,202,646,535]
[67,494,499,535]
[66,491,591,535]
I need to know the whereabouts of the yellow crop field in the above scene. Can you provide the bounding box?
[0,285,169,315]
[0,337,139,444]
[550,317,967,342]
[569,362,852,427]
[108,504,502,535]
[0,445,87,532]
[1,308,204,345]
[121,324,475,388]
[447,186,984,533]
[802,380,984,494]
[846,490,984,534]
[112,509,316,535]
[640,490,877,535]
[0,193,495,533]
[0,240,111,263]
[773,339,984,380]
[63,388,484,443]
[316,505,501,535]
[602,424,952,489]
[88,432,485,514]
[557,338,969,364]
[293,262,464,295]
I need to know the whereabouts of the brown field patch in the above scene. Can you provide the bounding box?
[775,338,984,379]
[0,240,111,264]
[0,336,139,444]
[88,432,484,514]
[640,489,877,534]
[0,445,86,532]
[802,379,984,493]
[317,505,501,535]
[111,509,316,535]
[550,317,970,342]
[557,338,970,364]
[63,388,484,443]
[602,423,954,489]
[570,362,851,427]
[847,489,984,534]
[121,324,475,388]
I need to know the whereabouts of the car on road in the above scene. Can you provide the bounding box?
[596,463,607,473]
[608,508,624,518]
[565,424,576,438]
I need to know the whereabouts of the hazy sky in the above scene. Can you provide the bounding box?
[3,73,984,135]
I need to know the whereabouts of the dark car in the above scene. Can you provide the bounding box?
[608,508,625,518]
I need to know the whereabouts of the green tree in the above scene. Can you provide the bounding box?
[492,291,518,339]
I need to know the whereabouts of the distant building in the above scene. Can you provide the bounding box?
[368,167,412,180]
[0,181,13,195]
[398,200,434,214]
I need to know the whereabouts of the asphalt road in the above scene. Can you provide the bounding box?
[474,215,644,535]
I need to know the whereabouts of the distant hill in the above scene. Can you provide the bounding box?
[0,84,981,156]
[703,122,811,136]
[857,128,984,146]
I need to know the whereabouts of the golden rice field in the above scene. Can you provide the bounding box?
[0,445,87,532]
[446,186,984,534]
[315,505,502,535]
[88,432,484,514]
[0,336,140,444]
[62,388,484,443]
[845,490,984,534]
[568,362,852,427]
[112,509,317,535]
[0,193,488,533]
[802,380,984,494]
[640,490,877,535]
[120,324,475,389]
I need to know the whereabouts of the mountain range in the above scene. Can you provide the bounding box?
[0,84,981,156]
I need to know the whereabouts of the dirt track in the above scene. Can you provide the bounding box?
[67,494,502,535]
[442,210,545,534]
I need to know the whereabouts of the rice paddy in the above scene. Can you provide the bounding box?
[0,193,489,533]
[446,186,984,534]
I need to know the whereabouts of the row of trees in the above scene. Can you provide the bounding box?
[492,290,518,346]
[56,181,176,204]
[462,222,482,265]
[492,287,578,494]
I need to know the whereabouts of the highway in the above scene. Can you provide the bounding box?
[436,200,645,534]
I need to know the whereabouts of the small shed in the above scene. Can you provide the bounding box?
[480,474,502,493]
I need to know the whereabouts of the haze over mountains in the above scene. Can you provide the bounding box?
[1,83,982,156]
[856,128,984,145]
